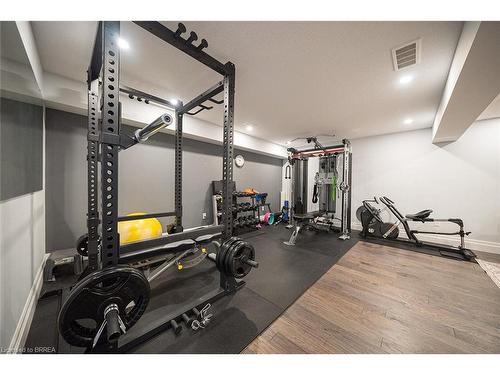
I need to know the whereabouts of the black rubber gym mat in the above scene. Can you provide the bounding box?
[24,225,358,354]
[244,227,358,309]
[130,287,282,354]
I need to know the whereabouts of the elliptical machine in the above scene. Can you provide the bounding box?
[357,196,476,262]
[356,197,400,239]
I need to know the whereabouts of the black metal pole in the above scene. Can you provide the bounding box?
[100,21,121,267]
[86,81,100,271]
[220,62,238,291]
[175,109,183,227]
[221,63,235,241]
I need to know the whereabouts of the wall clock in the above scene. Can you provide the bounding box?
[235,154,245,168]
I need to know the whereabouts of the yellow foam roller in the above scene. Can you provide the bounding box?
[118,212,163,245]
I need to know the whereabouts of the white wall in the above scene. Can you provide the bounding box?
[0,189,46,349]
[352,118,500,253]
[0,21,47,351]
[0,107,46,351]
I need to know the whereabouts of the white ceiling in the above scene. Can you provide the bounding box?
[478,93,500,121]
[32,21,464,144]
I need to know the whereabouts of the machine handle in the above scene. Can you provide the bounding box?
[285,164,291,179]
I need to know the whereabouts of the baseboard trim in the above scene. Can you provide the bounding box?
[351,222,500,255]
[7,253,49,354]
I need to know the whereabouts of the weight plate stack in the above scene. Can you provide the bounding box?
[216,237,258,278]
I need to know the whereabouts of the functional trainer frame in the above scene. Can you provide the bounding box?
[285,138,352,245]
[79,21,239,352]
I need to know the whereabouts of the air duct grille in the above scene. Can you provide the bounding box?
[392,39,421,71]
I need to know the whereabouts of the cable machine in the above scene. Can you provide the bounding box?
[284,138,352,245]
[56,21,258,353]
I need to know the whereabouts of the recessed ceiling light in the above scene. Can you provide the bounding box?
[399,75,414,85]
[170,98,179,106]
[117,38,130,50]
[245,124,254,132]
[403,118,413,125]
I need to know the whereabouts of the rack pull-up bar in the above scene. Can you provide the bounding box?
[134,113,174,142]
[179,80,224,115]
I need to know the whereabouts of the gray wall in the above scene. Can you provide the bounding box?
[0,97,43,201]
[45,108,283,252]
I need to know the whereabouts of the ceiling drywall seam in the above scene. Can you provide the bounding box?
[15,22,44,95]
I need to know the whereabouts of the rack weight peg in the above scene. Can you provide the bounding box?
[174,23,187,38]
[181,313,195,328]
[197,39,208,51]
[186,31,198,45]
[76,233,101,257]
[58,266,150,349]
[76,233,89,256]
[170,319,182,335]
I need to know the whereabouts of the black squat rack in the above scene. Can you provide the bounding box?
[57,21,258,353]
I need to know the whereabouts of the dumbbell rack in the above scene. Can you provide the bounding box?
[214,192,271,235]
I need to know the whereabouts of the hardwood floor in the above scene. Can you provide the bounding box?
[243,241,500,354]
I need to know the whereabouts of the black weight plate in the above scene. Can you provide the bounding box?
[227,240,255,278]
[216,240,229,271]
[217,237,239,273]
[216,238,232,272]
[224,240,244,276]
[58,266,150,348]
[218,237,239,272]
[224,239,243,275]
[76,234,89,257]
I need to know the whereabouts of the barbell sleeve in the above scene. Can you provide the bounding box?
[242,257,259,268]
[134,113,173,143]
[104,304,121,342]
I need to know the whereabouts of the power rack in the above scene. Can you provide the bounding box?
[55,21,259,353]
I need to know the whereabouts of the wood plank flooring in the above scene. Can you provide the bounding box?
[243,241,500,354]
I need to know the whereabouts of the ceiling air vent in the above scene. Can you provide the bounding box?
[391,39,421,71]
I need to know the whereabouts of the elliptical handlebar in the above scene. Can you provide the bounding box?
[380,196,394,206]
[362,198,383,222]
